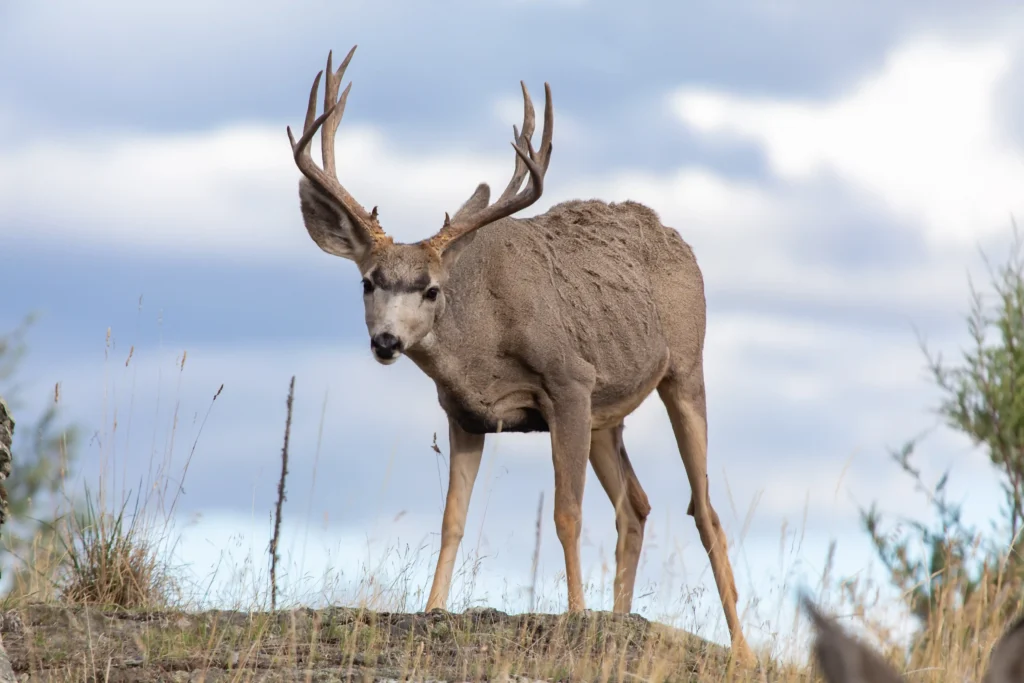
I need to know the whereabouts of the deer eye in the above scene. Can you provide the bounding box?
[424,286,440,301]
[362,278,374,295]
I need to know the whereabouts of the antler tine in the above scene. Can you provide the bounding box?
[428,80,554,253]
[497,82,537,203]
[287,47,388,243]
[538,82,554,173]
[286,71,333,167]
[303,71,324,141]
[321,46,357,178]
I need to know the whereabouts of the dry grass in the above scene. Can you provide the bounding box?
[56,487,173,609]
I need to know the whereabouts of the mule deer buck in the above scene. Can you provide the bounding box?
[803,596,1024,682]
[287,46,752,660]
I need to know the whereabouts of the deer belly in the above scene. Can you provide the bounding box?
[453,406,550,435]
[590,347,670,430]
[439,390,550,435]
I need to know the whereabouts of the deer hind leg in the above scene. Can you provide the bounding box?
[425,418,484,611]
[657,368,752,661]
[590,425,650,613]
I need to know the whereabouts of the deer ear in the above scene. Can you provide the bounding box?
[441,183,492,268]
[298,179,373,263]
[451,183,491,221]
[803,598,905,683]
[984,614,1024,683]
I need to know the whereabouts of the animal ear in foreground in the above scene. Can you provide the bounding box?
[801,595,1024,683]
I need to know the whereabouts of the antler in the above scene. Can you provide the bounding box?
[287,47,390,247]
[427,81,554,254]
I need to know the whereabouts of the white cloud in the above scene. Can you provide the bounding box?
[0,123,512,257]
[671,36,1024,247]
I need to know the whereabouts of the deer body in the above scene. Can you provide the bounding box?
[287,46,752,662]
[411,200,688,436]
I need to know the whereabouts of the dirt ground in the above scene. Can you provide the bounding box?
[0,604,735,682]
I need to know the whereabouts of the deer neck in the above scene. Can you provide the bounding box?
[405,327,463,393]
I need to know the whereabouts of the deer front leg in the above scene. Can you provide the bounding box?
[425,419,484,611]
[545,383,594,613]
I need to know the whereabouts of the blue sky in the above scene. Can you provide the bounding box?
[3,0,1024,656]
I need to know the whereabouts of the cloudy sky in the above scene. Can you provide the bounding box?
[3,0,1023,655]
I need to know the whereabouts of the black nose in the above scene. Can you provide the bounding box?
[371,332,402,358]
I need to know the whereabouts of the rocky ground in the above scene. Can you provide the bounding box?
[0,604,736,682]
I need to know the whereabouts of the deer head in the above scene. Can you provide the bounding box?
[288,46,553,365]
[802,596,1024,683]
